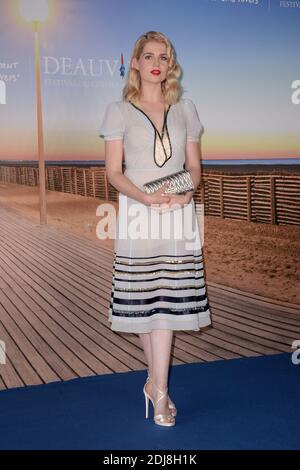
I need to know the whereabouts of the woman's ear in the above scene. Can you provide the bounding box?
[131,57,139,71]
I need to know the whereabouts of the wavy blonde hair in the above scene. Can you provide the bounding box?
[122,31,184,106]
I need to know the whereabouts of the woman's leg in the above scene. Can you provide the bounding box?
[150,329,174,418]
[139,332,153,376]
[140,329,175,420]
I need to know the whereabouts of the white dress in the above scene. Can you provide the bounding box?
[99,98,212,333]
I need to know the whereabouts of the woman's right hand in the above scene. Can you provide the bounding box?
[143,181,171,207]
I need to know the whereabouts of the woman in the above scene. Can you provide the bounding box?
[99,31,212,427]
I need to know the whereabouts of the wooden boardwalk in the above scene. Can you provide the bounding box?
[0,205,299,391]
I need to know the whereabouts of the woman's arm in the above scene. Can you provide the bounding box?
[105,139,170,206]
[183,140,202,204]
[105,139,147,203]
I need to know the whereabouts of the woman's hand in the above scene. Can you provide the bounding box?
[143,182,171,207]
[150,190,194,213]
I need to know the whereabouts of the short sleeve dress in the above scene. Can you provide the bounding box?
[99,98,212,333]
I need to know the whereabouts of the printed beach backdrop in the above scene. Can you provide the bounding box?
[0,0,299,298]
[0,0,299,390]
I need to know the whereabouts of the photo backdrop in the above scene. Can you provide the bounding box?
[0,0,299,164]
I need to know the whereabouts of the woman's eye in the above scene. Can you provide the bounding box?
[145,55,168,60]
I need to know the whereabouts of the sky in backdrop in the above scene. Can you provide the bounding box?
[0,0,299,162]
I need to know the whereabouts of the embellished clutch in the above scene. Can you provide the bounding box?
[143,169,194,195]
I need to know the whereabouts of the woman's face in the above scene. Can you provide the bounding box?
[132,40,170,85]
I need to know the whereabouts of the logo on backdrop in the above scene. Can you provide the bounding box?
[43,56,126,89]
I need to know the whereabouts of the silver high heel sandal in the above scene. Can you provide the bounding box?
[145,373,177,417]
[143,381,176,427]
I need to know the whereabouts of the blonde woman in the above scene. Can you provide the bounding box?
[99,31,212,427]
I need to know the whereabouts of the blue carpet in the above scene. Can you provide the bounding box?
[0,352,299,450]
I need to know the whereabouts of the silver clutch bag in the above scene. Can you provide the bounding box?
[143,169,194,195]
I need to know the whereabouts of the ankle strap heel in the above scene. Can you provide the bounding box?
[151,382,175,427]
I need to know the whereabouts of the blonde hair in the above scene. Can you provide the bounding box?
[122,31,183,106]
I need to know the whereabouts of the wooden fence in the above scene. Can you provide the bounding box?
[0,165,299,226]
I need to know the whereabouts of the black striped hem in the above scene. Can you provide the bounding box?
[113,293,208,306]
[114,267,204,275]
[113,252,202,260]
[114,284,203,292]
[114,275,204,283]
[109,304,210,318]
[114,256,203,266]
